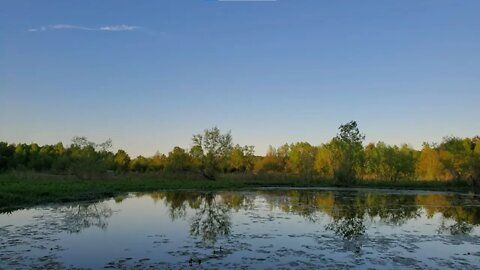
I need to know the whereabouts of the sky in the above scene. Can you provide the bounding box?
[1,0,479,157]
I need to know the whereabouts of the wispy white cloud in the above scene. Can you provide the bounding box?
[28,24,140,32]
[99,25,139,31]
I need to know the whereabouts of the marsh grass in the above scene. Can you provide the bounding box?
[0,171,474,212]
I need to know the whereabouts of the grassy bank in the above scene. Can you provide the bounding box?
[0,171,475,212]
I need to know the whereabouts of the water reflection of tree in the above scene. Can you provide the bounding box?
[325,192,423,239]
[325,192,367,240]
[165,192,203,220]
[262,190,480,239]
[260,190,479,239]
[280,190,320,222]
[258,190,365,239]
[364,193,420,226]
[438,220,474,235]
[190,193,231,246]
[157,191,251,246]
[60,203,113,233]
[417,193,480,235]
[154,190,480,246]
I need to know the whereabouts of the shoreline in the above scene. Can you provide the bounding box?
[0,172,476,212]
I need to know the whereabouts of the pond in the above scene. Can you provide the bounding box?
[1,188,479,269]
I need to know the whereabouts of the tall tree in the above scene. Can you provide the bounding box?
[114,150,131,172]
[229,144,255,172]
[165,147,193,172]
[69,136,114,178]
[192,127,233,179]
[0,142,15,171]
[314,143,337,178]
[438,137,474,181]
[333,121,365,185]
[289,142,316,179]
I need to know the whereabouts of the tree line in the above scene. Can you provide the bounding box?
[1,122,479,185]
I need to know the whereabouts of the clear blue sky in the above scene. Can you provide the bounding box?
[1,0,479,157]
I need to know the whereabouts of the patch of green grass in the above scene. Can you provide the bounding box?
[351,179,471,191]
[0,171,475,212]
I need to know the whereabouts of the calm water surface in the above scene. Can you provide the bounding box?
[1,189,479,269]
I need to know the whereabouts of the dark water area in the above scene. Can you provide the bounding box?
[1,188,479,269]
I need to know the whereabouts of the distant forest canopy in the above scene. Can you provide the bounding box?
[1,122,479,185]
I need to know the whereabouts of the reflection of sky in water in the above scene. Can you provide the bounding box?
[58,197,193,267]
[0,189,479,269]
[0,208,45,227]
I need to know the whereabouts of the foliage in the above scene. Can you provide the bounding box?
[364,142,417,181]
[192,127,234,179]
[114,150,131,172]
[314,143,338,178]
[255,144,289,173]
[228,144,255,173]
[165,147,193,172]
[415,143,448,180]
[289,142,316,179]
[0,123,479,186]
[130,156,150,172]
[437,137,475,180]
[68,137,114,179]
[333,121,365,185]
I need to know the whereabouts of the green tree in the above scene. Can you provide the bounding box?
[27,143,47,171]
[130,155,150,172]
[0,142,15,171]
[255,145,289,173]
[114,150,131,172]
[471,137,480,186]
[14,144,29,169]
[165,147,193,172]
[289,142,316,178]
[189,145,204,171]
[229,144,255,172]
[416,143,447,180]
[69,136,114,178]
[438,137,473,180]
[397,144,417,180]
[51,143,69,172]
[228,145,244,172]
[364,142,417,181]
[242,145,256,172]
[192,127,233,179]
[363,143,378,179]
[151,151,167,171]
[255,153,283,173]
[333,121,365,185]
[314,144,336,178]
